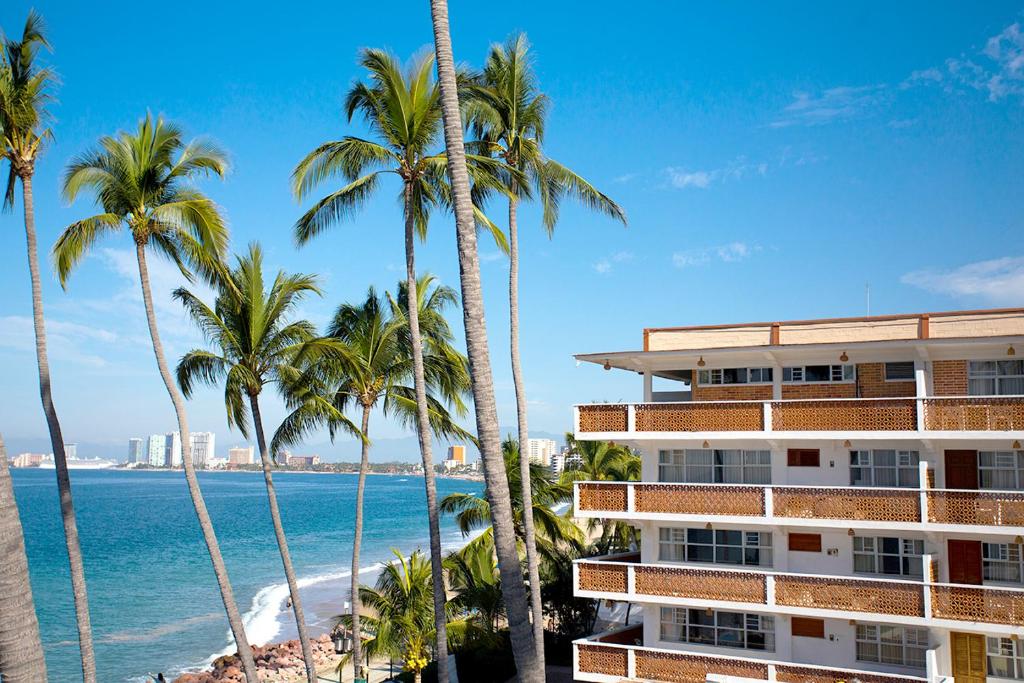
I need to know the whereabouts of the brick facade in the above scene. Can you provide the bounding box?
[856,362,917,398]
[932,360,968,396]
[692,381,773,402]
[781,383,857,400]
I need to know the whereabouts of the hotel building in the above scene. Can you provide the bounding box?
[570,308,1024,683]
[527,438,558,467]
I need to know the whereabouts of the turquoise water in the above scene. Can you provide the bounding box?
[11,469,482,682]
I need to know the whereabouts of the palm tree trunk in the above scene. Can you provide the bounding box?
[0,433,48,682]
[403,181,450,683]
[427,5,543,680]
[134,243,259,682]
[350,404,372,682]
[507,191,545,661]
[21,174,96,683]
[249,393,317,682]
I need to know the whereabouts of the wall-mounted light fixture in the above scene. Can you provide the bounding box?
[840,351,849,362]
[702,440,710,448]
[1010,345,1017,357]
[1014,440,1022,450]
[843,439,852,448]
[603,359,611,371]
[697,356,706,367]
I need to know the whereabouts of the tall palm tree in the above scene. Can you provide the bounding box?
[0,13,97,680]
[444,541,504,639]
[273,278,470,680]
[53,114,258,681]
[466,35,626,654]
[427,3,544,679]
[342,550,438,683]
[0,434,48,682]
[560,435,640,552]
[291,49,508,683]
[441,437,583,560]
[175,243,322,682]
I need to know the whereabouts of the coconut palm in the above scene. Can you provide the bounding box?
[0,13,96,680]
[441,437,583,561]
[341,550,437,683]
[0,434,48,682]
[444,538,504,638]
[273,278,470,680]
[560,435,640,552]
[53,114,258,680]
[465,35,626,654]
[175,243,323,682]
[427,3,543,678]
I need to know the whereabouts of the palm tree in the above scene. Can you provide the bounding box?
[465,35,626,654]
[560,435,640,553]
[0,13,97,680]
[444,535,504,638]
[342,550,437,683]
[441,437,583,561]
[53,114,258,681]
[175,243,322,682]
[273,278,470,680]
[427,3,544,679]
[0,434,48,682]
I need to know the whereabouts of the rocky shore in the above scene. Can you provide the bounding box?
[173,634,340,682]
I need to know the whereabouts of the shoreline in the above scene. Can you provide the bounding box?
[78,467,485,482]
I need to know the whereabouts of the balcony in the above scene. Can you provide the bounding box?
[575,395,1024,438]
[574,629,931,683]
[574,555,1024,629]
[575,481,1024,531]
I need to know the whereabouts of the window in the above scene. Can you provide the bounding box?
[969,360,1024,396]
[979,451,1024,490]
[658,449,771,484]
[853,537,924,577]
[698,367,774,385]
[988,637,1024,679]
[660,607,774,651]
[983,543,1024,583]
[855,624,928,668]
[885,361,916,381]
[850,450,920,487]
[787,448,820,467]
[783,364,855,383]
[659,527,773,567]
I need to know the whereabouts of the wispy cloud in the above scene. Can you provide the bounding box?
[770,85,888,128]
[903,22,1024,102]
[479,250,505,264]
[612,173,638,184]
[665,158,768,190]
[0,316,110,368]
[901,256,1024,304]
[593,250,634,274]
[672,242,760,268]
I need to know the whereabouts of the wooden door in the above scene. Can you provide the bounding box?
[945,450,979,489]
[948,540,983,585]
[951,632,986,683]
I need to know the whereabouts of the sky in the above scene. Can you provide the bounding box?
[1,2,1023,460]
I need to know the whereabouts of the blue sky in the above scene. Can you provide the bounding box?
[1,2,1023,459]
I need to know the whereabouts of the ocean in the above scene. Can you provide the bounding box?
[10,468,484,682]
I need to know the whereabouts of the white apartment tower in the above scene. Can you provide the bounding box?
[570,308,1024,683]
[165,432,182,467]
[189,432,215,469]
[147,434,165,467]
[527,438,558,467]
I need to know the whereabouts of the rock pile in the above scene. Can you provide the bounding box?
[173,634,337,682]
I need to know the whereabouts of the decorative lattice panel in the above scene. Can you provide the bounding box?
[931,585,1024,626]
[635,650,769,683]
[577,561,629,594]
[776,665,923,683]
[635,484,766,516]
[771,399,917,431]
[774,575,924,617]
[577,483,629,513]
[636,402,763,432]
[576,644,628,678]
[924,397,1024,431]
[773,488,921,522]
[578,404,629,432]
[927,491,1024,526]
[634,565,767,603]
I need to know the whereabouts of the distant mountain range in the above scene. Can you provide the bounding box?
[3,428,568,464]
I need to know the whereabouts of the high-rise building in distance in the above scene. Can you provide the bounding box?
[189,432,215,468]
[448,445,466,464]
[147,434,165,467]
[128,438,144,463]
[165,432,182,467]
[526,438,557,467]
[228,446,254,466]
[64,442,77,460]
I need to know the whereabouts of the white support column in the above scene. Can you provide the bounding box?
[922,554,934,619]
[643,371,653,402]
[767,664,778,682]
[766,575,776,607]
[919,460,931,524]
[627,565,637,601]
[627,404,637,434]
[572,562,579,594]
[573,406,581,435]
[627,649,637,679]
[627,483,635,514]
[764,487,774,519]
[772,366,782,400]
[915,360,928,431]
[763,402,773,432]
[573,482,581,516]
